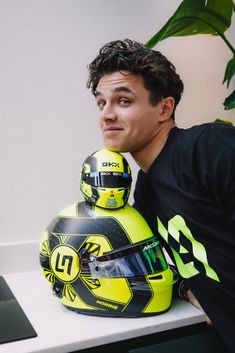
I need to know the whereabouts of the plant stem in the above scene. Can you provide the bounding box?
[219,32,235,55]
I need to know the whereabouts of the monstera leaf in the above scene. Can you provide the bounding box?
[224,90,235,110]
[145,0,234,47]
[223,57,235,110]
[223,57,235,88]
[145,0,235,110]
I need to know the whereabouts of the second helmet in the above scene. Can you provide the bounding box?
[80,149,132,209]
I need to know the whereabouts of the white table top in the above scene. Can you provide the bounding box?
[0,270,206,353]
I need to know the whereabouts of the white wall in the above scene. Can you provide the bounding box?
[0,0,234,245]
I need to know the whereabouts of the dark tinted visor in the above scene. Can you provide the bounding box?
[88,237,168,279]
[83,171,132,188]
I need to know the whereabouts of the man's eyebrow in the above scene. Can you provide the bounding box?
[94,86,136,97]
[113,86,135,94]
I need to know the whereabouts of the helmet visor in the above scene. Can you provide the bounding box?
[83,171,131,188]
[88,238,168,279]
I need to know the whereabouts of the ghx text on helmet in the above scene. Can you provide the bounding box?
[102,162,120,167]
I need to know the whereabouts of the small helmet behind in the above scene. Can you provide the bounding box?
[80,149,132,209]
[40,201,178,317]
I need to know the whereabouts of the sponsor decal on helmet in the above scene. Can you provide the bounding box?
[106,199,117,207]
[96,300,118,310]
[143,241,159,252]
[102,162,120,168]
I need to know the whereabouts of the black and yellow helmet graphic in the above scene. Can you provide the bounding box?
[80,149,132,209]
[40,202,177,317]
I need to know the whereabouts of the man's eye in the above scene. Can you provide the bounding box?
[119,98,130,105]
[97,100,105,109]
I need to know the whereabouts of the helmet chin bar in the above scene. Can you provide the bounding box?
[81,237,169,279]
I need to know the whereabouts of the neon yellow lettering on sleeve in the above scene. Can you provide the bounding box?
[157,216,220,282]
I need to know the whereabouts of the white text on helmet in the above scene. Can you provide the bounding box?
[102,162,120,167]
[143,241,159,252]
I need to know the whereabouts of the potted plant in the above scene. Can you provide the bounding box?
[145,0,235,110]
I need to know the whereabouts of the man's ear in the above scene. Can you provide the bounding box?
[159,97,175,121]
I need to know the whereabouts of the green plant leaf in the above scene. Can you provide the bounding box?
[223,90,235,110]
[145,0,234,48]
[223,56,235,87]
[214,119,233,126]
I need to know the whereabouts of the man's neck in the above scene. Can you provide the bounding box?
[131,120,175,172]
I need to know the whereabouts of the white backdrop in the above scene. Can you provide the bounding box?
[0,0,234,244]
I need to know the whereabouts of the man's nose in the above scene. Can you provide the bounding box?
[100,105,117,121]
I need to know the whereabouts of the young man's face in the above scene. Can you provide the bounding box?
[95,71,164,154]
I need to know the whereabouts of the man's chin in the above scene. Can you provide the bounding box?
[104,145,127,153]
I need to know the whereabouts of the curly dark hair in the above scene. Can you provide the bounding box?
[87,39,184,119]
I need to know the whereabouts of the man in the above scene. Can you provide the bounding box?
[87,39,235,352]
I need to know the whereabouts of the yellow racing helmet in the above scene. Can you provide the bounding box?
[40,201,177,317]
[80,149,132,209]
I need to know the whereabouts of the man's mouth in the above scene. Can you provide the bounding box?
[103,127,123,133]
